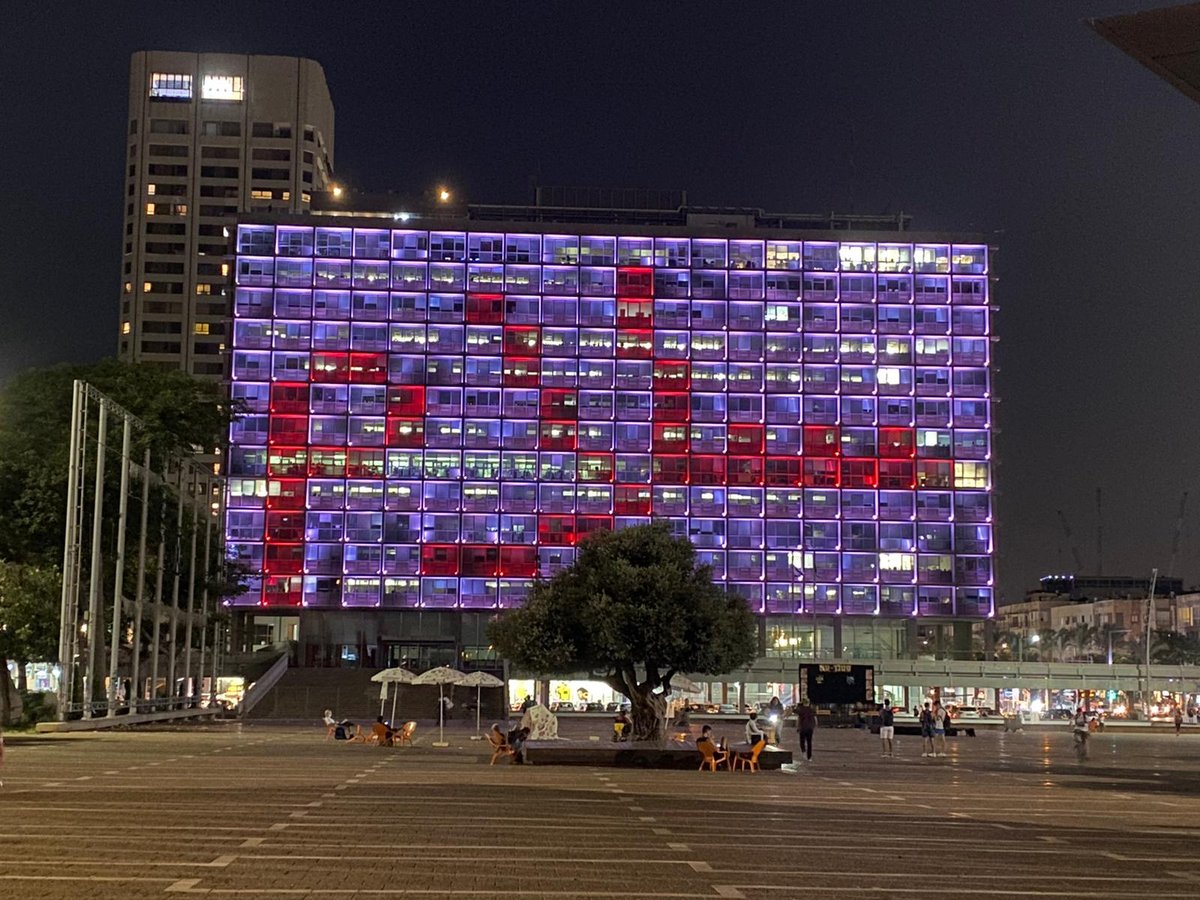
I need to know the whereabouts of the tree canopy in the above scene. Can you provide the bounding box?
[489,522,758,740]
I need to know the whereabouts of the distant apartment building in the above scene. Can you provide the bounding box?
[117,52,335,378]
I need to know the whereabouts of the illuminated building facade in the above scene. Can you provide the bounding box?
[224,207,995,665]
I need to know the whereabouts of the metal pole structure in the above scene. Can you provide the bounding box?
[182,469,200,707]
[1144,568,1158,720]
[106,418,132,716]
[149,483,168,706]
[57,380,84,720]
[129,447,151,710]
[167,465,185,707]
[210,619,221,707]
[82,401,109,719]
[197,497,213,704]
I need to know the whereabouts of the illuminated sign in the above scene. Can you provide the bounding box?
[202,74,244,101]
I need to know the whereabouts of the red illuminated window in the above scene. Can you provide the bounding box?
[803,458,839,487]
[652,423,689,453]
[652,455,689,484]
[728,456,764,486]
[803,425,840,456]
[538,515,577,545]
[504,326,541,355]
[499,545,537,577]
[690,455,726,485]
[265,511,304,542]
[879,427,915,458]
[461,545,500,576]
[841,458,878,488]
[269,415,308,445]
[264,543,304,575]
[311,352,350,382]
[421,544,461,576]
[540,389,578,419]
[466,292,504,324]
[616,267,653,295]
[540,421,577,451]
[879,460,915,489]
[652,360,689,389]
[503,356,540,386]
[765,456,802,486]
[266,478,305,509]
[270,383,309,413]
[728,424,764,454]
[652,392,690,422]
[387,385,424,416]
[387,417,425,447]
[349,352,387,383]
[262,575,302,606]
[614,484,652,516]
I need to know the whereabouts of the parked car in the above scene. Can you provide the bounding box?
[585,701,605,712]
[550,701,575,712]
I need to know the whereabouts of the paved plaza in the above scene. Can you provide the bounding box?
[2,722,1200,898]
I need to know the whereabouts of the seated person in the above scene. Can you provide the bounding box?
[507,725,531,764]
[613,710,632,742]
[324,709,359,741]
[696,725,728,767]
[371,716,396,747]
[745,711,767,748]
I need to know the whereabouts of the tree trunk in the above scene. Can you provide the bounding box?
[629,684,666,742]
[0,656,24,726]
[16,659,28,694]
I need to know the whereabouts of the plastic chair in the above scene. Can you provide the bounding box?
[697,741,728,772]
[487,730,515,765]
[733,741,765,773]
[395,721,417,747]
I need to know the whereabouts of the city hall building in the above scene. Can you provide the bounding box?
[222,195,996,683]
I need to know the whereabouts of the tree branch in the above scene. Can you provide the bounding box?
[658,668,677,697]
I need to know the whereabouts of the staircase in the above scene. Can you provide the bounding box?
[244,667,381,722]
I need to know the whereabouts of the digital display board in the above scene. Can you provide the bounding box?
[800,663,874,704]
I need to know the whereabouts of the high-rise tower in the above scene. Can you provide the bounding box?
[117,52,335,378]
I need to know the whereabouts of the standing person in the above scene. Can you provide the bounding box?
[878,703,896,758]
[919,702,935,757]
[1072,706,1090,761]
[932,702,949,757]
[1174,706,1184,735]
[795,701,817,762]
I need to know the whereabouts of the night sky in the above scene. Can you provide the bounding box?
[4,2,1199,604]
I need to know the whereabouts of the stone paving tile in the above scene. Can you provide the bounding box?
[3,724,1200,897]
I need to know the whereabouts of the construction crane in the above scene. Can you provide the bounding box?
[1168,491,1189,579]
[1056,509,1085,574]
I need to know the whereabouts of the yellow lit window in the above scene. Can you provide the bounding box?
[954,461,989,489]
[142,281,152,293]
[195,283,212,295]
[121,322,132,335]
[220,263,230,277]
[194,323,210,335]
[147,184,157,196]
[201,74,244,101]
[301,191,311,203]
[173,203,187,215]
[281,191,290,201]
[879,553,914,572]
[123,282,133,294]
[145,203,155,215]
[251,189,272,200]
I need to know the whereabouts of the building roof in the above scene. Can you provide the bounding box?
[1090,3,1200,104]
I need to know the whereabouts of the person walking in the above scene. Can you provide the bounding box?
[878,703,896,758]
[919,701,935,758]
[1072,706,1090,761]
[795,701,817,761]
[1174,706,1184,736]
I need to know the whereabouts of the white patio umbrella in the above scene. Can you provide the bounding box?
[414,666,468,745]
[370,667,416,726]
[460,671,505,736]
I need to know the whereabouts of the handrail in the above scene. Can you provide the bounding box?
[239,653,289,717]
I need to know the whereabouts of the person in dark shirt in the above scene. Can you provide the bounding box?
[795,702,817,761]
[878,703,896,758]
